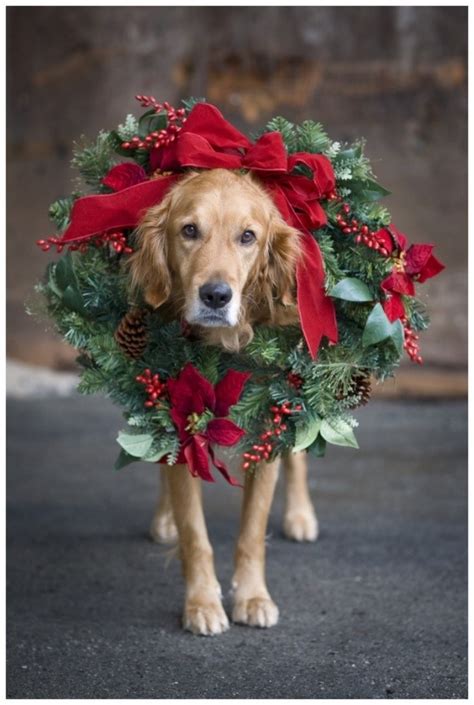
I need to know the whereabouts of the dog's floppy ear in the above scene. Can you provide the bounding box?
[129,197,172,308]
[267,217,301,306]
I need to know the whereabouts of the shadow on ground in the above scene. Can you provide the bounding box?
[7,396,467,698]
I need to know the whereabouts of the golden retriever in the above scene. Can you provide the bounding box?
[130,169,318,635]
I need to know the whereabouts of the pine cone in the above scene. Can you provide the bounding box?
[115,308,149,359]
[338,373,372,409]
[348,373,372,408]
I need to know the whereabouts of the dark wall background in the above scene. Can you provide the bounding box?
[7,7,467,387]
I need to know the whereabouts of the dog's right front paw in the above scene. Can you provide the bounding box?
[183,599,229,636]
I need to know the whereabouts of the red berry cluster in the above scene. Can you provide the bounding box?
[136,369,168,408]
[242,401,302,470]
[96,231,133,254]
[335,203,390,256]
[287,371,303,389]
[37,231,133,255]
[401,317,423,364]
[37,236,68,253]
[121,97,187,151]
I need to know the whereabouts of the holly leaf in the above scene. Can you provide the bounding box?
[320,418,359,448]
[330,277,373,302]
[117,431,155,458]
[293,415,321,453]
[362,303,404,352]
[114,449,138,471]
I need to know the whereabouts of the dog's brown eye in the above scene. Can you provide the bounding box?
[182,224,198,239]
[240,229,256,245]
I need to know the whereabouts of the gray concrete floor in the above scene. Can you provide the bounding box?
[7,396,467,698]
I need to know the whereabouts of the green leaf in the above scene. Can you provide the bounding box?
[114,448,138,470]
[293,415,321,453]
[362,303,404,352]
[108,130,134,157]
[143,437,178,463]
[62,285,86,314]
[54,253,78,292]
[320,418,359,449]
[308,434,327,458]
[117,431,155,458]
[389,318,404,355]
[330,277,373,302]
[138,109,167,138]
[359,178,391,202]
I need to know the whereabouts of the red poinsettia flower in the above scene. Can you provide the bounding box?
[102,163,147,191]
[166,363,250,486]
[379,225,445,322]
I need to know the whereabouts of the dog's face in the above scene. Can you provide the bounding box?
[130,169,300,347]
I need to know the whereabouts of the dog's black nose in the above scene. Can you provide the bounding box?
[199,281,233,309]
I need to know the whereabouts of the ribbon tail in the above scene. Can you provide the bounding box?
[297,232,338,358]
[269,184,338,358]
[59,175,180,243]
[208,446,242,488]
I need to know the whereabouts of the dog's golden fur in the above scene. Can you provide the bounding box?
[129,169,301,351]
[131,169,318,635]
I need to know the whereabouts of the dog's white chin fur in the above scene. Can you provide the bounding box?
[185,297,240,328]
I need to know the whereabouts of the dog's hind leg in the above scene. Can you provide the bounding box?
[232,458,280,628]
[165,464,229,636]
[282,450,318,542]
[149,467,178,544]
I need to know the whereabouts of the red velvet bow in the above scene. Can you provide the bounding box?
[58,103,339,357]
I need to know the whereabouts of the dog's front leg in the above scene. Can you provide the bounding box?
[165,464,229,636]
[149,468,178,543]
[282,450,318,542]
[232,458,280,628]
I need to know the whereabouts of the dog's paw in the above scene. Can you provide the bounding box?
[183,599,229,636]
[149,511,178,544]
[232,596,279,628]
[283,508,319,542]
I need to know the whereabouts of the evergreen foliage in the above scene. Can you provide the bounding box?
[34,100,434,474]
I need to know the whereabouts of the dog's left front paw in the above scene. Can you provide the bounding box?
[232,596,279,628]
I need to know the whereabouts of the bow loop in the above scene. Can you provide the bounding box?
[242,132,288,172]
[180,103,251,151]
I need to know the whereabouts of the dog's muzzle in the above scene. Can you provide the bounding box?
[187,280,237,327]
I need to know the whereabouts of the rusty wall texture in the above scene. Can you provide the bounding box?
[7,6,467,375]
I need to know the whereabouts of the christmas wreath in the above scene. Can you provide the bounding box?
[34,96,444,485]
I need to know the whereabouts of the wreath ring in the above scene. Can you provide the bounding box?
[34,96,444,484]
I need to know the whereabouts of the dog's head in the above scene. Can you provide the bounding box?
[129,169,301,349]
